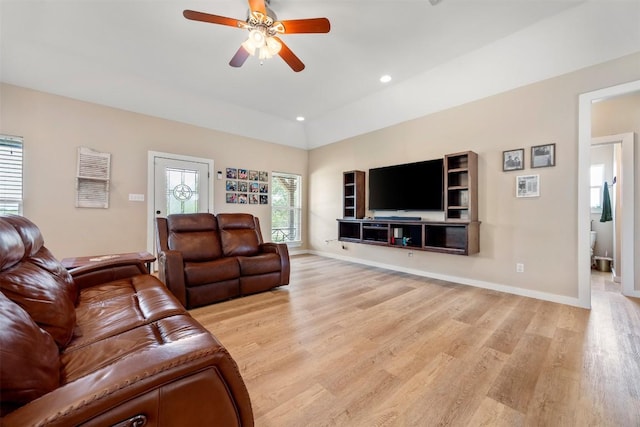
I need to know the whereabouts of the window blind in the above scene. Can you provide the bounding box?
[0,135,24,215]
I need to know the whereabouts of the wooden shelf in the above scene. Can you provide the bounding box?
[343,170,365,219]
[337,219,479,256]
[445,151,477,222]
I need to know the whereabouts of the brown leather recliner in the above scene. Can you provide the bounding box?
[0,214,253,426]
[156,213,290,309]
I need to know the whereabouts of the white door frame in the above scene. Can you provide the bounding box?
[146,151,214,256]
[578,80,639,307]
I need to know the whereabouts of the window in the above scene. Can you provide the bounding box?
[271,172,301,244]
[0,135,24,215]
[166,167,200,214]
[590,164,604,212]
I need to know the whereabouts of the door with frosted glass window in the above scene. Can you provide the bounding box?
[153,157,210,217]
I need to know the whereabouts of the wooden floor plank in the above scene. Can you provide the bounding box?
[190,256,640,426]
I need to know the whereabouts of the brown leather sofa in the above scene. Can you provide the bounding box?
[156,213,290,309]
[0,214,253,427]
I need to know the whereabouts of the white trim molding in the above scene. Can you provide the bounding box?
[579,80,640,307]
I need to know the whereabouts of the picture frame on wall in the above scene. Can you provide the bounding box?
[531,143,556,168]
[224,167,270,203]
[516,174,540,198]
[503,148,524,171]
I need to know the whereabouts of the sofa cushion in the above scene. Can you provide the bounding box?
[237,253,281,276]
[0,216,77,347]
[61,314,209,383]
[0,292,60,416]
[69,275,186,351]
[184,257,240,287]
[217,213,261,257]
[0,214,77,304]
[0,220,24,271]
[167,214,222,261]
[0,214,44,259]
[0,262,77,348]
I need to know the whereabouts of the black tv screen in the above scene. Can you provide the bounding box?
[368,158,444,211]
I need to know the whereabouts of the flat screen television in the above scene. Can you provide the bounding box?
[368,158,443,211]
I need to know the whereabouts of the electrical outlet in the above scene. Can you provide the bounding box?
[516,263,524,273]
[408,251,413,257]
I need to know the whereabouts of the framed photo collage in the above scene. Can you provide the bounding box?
[225,168,269,205]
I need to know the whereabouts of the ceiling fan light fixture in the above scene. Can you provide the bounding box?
[266,36,282,55]
[258,46,272,60]
[244,33,280,60]
[241,38,257,55]
[183,0,330,72]
[249,29,266,47]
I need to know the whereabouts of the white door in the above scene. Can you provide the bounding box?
[147,152,214,258]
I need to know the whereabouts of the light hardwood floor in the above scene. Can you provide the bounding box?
[190,255,640,426]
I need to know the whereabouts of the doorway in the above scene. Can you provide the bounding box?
[590,139,621,283]
[578,81,639,308]
[146,151,214,257]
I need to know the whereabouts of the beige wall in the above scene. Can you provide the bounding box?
[308,52,640,303]
[0,84,308,258]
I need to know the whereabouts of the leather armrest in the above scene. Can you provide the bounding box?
[1,333,254,427]
[157,250,187,307]
[261,243,290,285]
[70,259,148,290]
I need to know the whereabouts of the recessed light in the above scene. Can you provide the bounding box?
[296,116,305,121]
[380,75,392,83]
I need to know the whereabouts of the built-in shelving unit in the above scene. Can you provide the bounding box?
[338,151,480,256]
[343,170,365,219]
[337,219,479,255]
[445,151,477,221]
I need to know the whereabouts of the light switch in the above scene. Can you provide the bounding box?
[128,194,145,202]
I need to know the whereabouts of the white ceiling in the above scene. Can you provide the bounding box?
[1,0,639,149]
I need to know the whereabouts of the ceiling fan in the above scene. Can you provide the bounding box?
[183,0,330,72]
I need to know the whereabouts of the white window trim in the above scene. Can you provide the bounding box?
[590,163,604,213]
[271,171,302,247]
[0,135,24,215]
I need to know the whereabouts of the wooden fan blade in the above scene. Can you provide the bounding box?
[274,37,305,72]
[248,0,266,15]
[229,46,251,68]
[281,18,330,34]
[183,10,244,28]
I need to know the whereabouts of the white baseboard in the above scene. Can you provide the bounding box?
[309,250,585,308]
[289,249,311,257]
